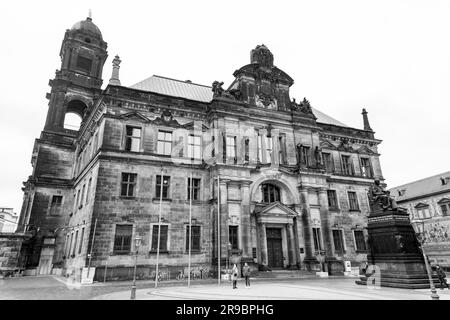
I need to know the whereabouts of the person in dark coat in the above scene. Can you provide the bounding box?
[242,263,251,288]
[436,265,449,289]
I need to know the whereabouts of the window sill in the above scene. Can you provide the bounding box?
[349,209,361,212]
[149,251,169,254]
[185,200,202,204]
[184,250,202,254]
[120,196,136,200]
[356,250,369,254]
[328,207,340,212]
[111,252,131,256]
[152,198,172,203]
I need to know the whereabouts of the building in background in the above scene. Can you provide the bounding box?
[0,208,18,233]
[390,171,450,271]
[17,15,384,281]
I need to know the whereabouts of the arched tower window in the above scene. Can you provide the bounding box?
[261,183,280,203]
[63,112,82,130]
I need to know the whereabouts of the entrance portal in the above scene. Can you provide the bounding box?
[266,228,283,269]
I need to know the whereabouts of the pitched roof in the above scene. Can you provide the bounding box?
[129,75,348,127]
[389,171,450,202]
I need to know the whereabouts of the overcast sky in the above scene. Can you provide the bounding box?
[1,0,449,214]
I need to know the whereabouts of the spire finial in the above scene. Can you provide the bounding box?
[362,108,373,131]
[88,9,92,19]
[109,55,122,86]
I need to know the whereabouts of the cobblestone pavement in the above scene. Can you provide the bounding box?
[1,276,449,300]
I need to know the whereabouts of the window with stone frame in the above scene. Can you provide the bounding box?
[76,55,93,73]
[312,227,323,253]
[332,229,346,254]
[157,130,172,156]
[86,178,92,204]
[121,173,137,197]
[151,224,168,252]
[187,135,201,159]
[327,190,338,210]
[78,227,85,254]
[278,135,287,165]
[347,191,360,211]
[341,155,354,175]
[226,136,237,164]
[257,134,263,162]
[79,184,85,208]
[300,146,311,167]
[353,230,367,252]
[65,234,70,258]
[155,175,170,199]
[124,126,142,152]
[229,225,239,250]
[187,177,201,201]
[415,203,432,219]
[244,138,250,162]
[76,189,81,210]
[322,152,334,173]
[265,136,273,163]
[49,195,63,215]
[113,224,132,254]
[438,199,450,216]
[72,230,79,257]
[185,225,201,252]
[261,183,280,203]
[360,157,373,178]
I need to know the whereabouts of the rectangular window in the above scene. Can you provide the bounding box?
[187,178,201,201]
[301,146,311,167]
[226,136,237,163]
[125,126,141,152]
[151,225,168,252]
[360,157,373,178]
[86,178,92,204]
[341,155,354,175]
[76,189,81,210]
[76,56,93,72]
[229,225,239,250]
[244,138,250,162]
[156,175,170,199]
[65,234,70,257]
[322,152,334,173]
[333,229,345,254]
[68,233,74,257]
[327,190,338,209]
[348,191,359,211]
[187,135,201,159]
[72,230,78,256]
[113,224,132,254]
[121,173,137,197]
[278,135,286,164]
[78,227,85,254]
[266,136,273,164]
[93,132,99,152]
[185,225,201,251]
[354,230,367,251]
[79,184,86,208]
[157,131,172,156]
[257,134,263,162]
[51,195,63,208]
[312,227,323,252]
[441,204,449,216]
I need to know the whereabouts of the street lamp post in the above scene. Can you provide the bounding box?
[130,236,142,300]
[411,219,439,300]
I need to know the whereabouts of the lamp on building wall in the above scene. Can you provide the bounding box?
[411,219,439,300]
[130,236,142,300]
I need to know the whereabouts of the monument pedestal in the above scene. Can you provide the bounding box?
[356,205,439,289]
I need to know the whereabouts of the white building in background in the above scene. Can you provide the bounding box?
[0,208,18,233]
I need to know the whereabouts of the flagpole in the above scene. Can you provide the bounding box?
[217,174,221,286]
[155,167,164,288]
[188,171,193,287]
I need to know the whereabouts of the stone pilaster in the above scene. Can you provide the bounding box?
[260,223,268,266]
[240,182,252,258]
[299,186,318,267]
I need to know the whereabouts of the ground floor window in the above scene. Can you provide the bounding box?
[229,225,239,250]
[353,230,367,251]
[186,225,201,252]
[332,229,345,254]
[312,227,323,253]
[151,224,168,252]
[113,224,133,254]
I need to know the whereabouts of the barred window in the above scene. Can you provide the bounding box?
[113,225,132,254]
[151,225,168,252]
[348,191,359,211]
[186,225,201,251]
[121,173,137,197]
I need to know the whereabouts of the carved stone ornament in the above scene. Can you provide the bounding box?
[212,81,224,98]
[256,93,276,108]
[152,109,181,127]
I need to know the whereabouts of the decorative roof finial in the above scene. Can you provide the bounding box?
[362,108,373,131]
[88,9,92,20]
[109,55,122,86]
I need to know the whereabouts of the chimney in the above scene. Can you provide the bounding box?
[362,108,373,131]
[109,55,122,86]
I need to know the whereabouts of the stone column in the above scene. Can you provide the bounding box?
[318,188,336,272]
[288,223,297,269]
[219,179,229,261]
[240,182,252,259]
[260,223,268,266]
[259,129,267,163]
[299,187,318,267]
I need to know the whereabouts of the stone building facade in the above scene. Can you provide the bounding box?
[17,16,384,281]
[390,172,450,271]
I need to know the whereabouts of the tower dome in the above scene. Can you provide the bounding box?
[71,17,103,39]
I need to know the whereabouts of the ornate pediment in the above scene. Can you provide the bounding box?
[437,198,450,204]
[150,109,182,128]
[254,202,297,217]
[320,140,336,150]
[119,111,150,122]
[414,202,429,209]
[356,145,376,155]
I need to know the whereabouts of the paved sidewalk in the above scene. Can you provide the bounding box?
[93,277,450,300]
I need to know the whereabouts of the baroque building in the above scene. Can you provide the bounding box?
[390,172,450,271]
[17,16,384,280]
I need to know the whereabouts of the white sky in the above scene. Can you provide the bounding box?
[1,0,449,214]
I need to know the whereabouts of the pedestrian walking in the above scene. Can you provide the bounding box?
[243,262,251,288]
[436,265,449,290]
[231,264,238,289]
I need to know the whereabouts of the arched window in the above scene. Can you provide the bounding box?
[63,112,82,130]
[261,183,280,203]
